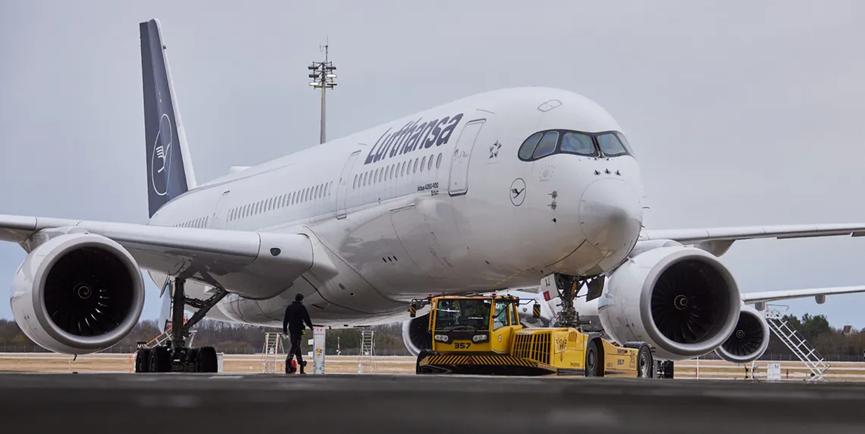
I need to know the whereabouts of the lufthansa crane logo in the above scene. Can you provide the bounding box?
[150,114,173,197]
[510,178,526,207]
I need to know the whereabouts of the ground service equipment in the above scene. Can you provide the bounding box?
[412,295,653,377]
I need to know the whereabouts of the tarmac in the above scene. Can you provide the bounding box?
[1,373,865,434]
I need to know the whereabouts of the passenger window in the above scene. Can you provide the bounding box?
[427,155,434,171]
[413,158,419,173]
[597,133,628,157]
[532,131,559,159]
[420,156,426,172]
[561,131,596,156]
[436,153,442,169]
[518,132,543,160]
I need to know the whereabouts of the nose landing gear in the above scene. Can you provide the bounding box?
[134,278,227,373]
[553,273,602,328]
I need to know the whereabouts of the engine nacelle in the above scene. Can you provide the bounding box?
[599,246,740,360]
[714,305,770,363]
[401,313,431,356]
[11,233,145,354]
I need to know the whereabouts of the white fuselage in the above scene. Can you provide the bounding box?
[148,87,644,327]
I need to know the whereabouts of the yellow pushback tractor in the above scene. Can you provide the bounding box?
[412,295,653,377]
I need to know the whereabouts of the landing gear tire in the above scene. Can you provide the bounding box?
[636,344,653,378]
[196,347,218,373]
[149,346,172,373]
[185,348,200,368]
[135,348,152,373]
[585,339,603,377]
[656,360,674,379]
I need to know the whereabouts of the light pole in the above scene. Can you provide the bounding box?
[308,43,337,144]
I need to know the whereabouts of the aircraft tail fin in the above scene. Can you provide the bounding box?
[140,19,197,217]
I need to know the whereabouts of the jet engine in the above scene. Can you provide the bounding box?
[10,233,145,354]
[714,305,770,363]
[401,313,432,356]
[599,246,740,360]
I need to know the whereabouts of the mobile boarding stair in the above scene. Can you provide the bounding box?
[764,307,830,381]
[143,327,197,349]
[261,332,285,374]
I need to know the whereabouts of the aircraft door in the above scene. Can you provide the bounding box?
[209,189,232,229]
[448,120,485,196]
[336,150,362,219]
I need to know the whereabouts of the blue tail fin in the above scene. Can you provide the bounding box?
[140,19,194,217]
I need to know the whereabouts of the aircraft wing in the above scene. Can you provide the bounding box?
[0,214,313,298]
[742,285,865,305]
[642,224,865,244]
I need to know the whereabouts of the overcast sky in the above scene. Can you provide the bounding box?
[2,0,865,326]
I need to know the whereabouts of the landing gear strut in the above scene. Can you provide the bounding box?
[134,278,227,373]
[553,274,588,328]
[553,273,606,328]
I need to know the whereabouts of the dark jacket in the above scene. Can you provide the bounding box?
[283,301,313,334]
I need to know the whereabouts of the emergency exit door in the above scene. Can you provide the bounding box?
[447,120,485,196]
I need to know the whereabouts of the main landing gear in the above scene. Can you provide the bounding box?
[134,278,227,373]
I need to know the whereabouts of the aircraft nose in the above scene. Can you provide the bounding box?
[579,179,642,257]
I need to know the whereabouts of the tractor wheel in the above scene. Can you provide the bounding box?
[585,339,602,377]
[637,344,653,378]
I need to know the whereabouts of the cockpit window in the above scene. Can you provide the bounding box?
[560,132,596,156]
[518,132,543,160]
[532,131,559,159]
[597,133,628,157]
[517,129,632,161]
[615,132,634,156]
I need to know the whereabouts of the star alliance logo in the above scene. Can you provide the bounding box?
[489,141,501,159]
[150,114,173,197]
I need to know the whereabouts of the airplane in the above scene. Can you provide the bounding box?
[2,19,865,372]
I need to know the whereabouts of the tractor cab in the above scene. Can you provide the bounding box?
[428,295,523,354]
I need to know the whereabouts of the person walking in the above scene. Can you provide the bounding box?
[283,293,314,374]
